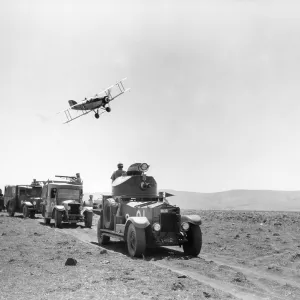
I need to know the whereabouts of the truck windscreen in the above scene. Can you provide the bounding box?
[57,189,80,200]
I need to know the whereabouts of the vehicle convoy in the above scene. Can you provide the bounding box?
[40,176,93,228]
[4,179,43,218]
[96,163,202,257]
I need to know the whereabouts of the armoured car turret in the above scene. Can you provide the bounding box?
[97,163,202,257]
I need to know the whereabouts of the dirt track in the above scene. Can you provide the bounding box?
[1,210,300,299]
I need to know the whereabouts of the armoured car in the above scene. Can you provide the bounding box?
[40,176,93,228]
[96,163,202,257]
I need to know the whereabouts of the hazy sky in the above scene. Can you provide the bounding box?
[1,0,300,193]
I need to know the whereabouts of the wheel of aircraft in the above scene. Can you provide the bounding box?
[95,113,99,119]
[106,107,111,113]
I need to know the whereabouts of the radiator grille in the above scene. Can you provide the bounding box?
[160,213,179,232]
[68,204,80,215]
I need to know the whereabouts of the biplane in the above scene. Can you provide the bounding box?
[60,78,130,124]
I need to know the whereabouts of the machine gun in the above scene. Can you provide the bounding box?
[55,175,77,181]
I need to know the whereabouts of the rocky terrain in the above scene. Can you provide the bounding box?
[1,209,300,299]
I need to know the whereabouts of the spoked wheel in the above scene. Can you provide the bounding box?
[97,216,110,245]
[126,223,146,257]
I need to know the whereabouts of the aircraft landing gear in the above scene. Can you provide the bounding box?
[95,113,99,119]
[106,107,111,113]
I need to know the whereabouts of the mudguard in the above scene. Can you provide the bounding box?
[82,206,93,213]
[126,216,150,229]
[23,202,33,207]
[54,205,65,212]
[181,214,202,226]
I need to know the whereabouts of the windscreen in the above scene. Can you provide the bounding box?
[31,187,42,197]
[57,189,80,201]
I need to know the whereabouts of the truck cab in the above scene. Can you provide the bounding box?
[5,183,42,218]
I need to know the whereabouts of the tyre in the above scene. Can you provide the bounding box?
[29,211,35,219]
[103,198,118,230]
[183,225,202,256]
[54,210,63,228]
[7,201,15,217]
[97,216,110,245]
[41,205,45,217]
[44,218,51,225]
[84,212,93,228]
[126,223,146,257]
[23,205,29,218]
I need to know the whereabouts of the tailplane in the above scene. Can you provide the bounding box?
[68,100,77,107]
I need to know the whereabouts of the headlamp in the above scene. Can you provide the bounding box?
[152,223,161,232]
[181,222,190,231]
[33,201,36,205]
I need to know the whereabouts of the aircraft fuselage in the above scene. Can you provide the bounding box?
[71,97,107,111]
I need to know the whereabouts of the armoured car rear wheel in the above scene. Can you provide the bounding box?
[183,225,202,256]
[127,223,146,257]
[85,212,93,228]
[97,217,110,245]
[55,210,63,228]
[23,206,29,218]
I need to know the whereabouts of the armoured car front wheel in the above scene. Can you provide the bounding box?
[54,210,63,228]
[126,223,146,257]
[97,217,110,245]
[183,225,202,256]
[23,205,29,218]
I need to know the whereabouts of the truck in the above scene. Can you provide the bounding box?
[40,176,93,228]
[96,163,202,257]
[4,180,43,218]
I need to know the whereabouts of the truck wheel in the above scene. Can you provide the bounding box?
[183,225,202,256]
[84,212,93,228]
[41,205,45,217]
[44,218,51,225]
[7,201,15,217]
[29,211,35,219]
[54,210,63,228]
[23,205,29,218]
[97,217,110,245]
[127,223,146,257]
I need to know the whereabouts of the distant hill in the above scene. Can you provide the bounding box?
[161,189,300,211]
[84,189,300,211]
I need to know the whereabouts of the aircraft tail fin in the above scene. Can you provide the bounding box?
[68,100,77,107]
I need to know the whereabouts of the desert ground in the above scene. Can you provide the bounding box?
[1,209,300,300]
